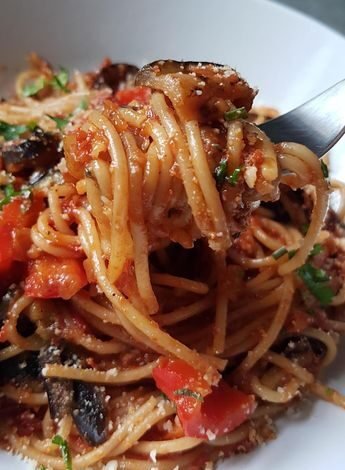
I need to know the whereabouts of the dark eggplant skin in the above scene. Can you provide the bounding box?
[0,351,39,385]
[45,377,74,421]
[135,60,256,122]
[39,345,107,444]
[273,335,327,362]
[0,297,107,443]
[136,59,223,77]
[39,345,73,420]
[72,381,107,446]
[1,128,62,174]
[93,63,139,91]
[0,289,40,382]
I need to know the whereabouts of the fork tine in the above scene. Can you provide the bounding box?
[259,80,345,158]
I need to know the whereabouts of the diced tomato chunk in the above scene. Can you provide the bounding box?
[0,226,14,273]
[114,86,151,106]
[1,195,44,229]
[0,194,45,272]
[0,262,26,297]
[24,255,87,300]
[181,380,256,438]
[153,358,256,439]
[12,227,32,262]
[63,129,94,179]
[64,128,107,179]
[71,129,94,165]
[153,357,211,401]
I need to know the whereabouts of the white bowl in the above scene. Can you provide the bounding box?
[1,0,345,468]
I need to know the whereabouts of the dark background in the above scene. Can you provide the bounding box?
[273,0,345,34]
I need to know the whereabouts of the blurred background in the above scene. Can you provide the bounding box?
[273,0,345,34]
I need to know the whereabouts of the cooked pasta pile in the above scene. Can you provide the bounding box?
[0,55,344,470]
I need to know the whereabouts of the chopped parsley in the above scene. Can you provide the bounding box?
[22,76,46,97]
[321,160,329,178]
[38,466,47,470]
[214,160,241,188]
[51,67,69,92]
[52,435,72,470]
[309,243,323,257]
[297,263,334,306]
[47,114,70,130]
[313,267,329,282]
[272,247,288,260]
[0,120,37,141]
[325,387,333,396]
[174,388,204,401]
[22,67,69,97]
[227,167,241,186]
[272,247,297,260]
[224,106,248,121]
[0,184,23,210]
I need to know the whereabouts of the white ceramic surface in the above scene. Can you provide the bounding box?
[0,0,345,468]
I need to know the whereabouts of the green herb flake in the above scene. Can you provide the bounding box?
[309,243,323,257]
[0,184,23,210]
[51,67,69,92]
[325,387,333,396]
[0,121,34,141]
[272,247,288,260]
[226,167,241,187]
[27,121,39,132]
[288,249,297,259]
[224,106,248,121]
[47,114,70,130]
[313,268,329,282]
[214,159,228,187]
[321,160,329,178]
[297,263,334,306]
[22,76,46,97]
[38,466,47,470]
[174,388,204,401]
[52,435,72,470]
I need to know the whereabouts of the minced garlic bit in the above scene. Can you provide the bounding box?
[244,166,257,189]
[206,429,216,441]
[149,449,157,463]
[104,460,118,470]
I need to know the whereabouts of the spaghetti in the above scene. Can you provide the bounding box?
[0,55,344,469]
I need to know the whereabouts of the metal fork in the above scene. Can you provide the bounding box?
[259,80,345,157]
